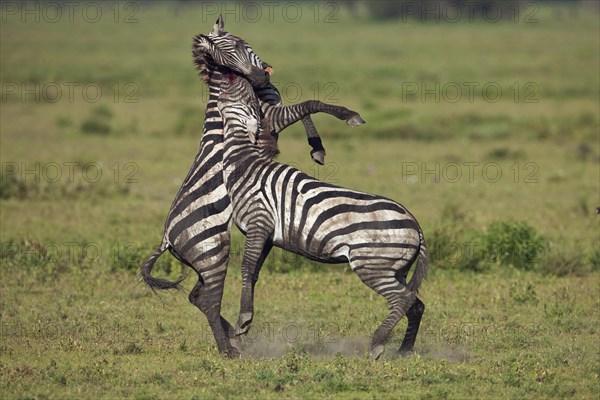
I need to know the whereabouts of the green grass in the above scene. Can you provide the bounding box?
[1,2,599,399]
[1,268,598,399]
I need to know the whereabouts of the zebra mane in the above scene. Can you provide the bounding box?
[192,35,212,82]
[193,56,211,82]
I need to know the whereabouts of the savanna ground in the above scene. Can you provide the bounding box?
[1,1,599,398]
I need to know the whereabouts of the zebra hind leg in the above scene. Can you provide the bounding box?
[353,267,416,360]
[188,278,241,358]
[398,297,425,356]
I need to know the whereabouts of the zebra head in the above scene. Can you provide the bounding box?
[193,16,272,88]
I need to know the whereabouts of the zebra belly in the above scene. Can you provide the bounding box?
[278,184,420,262]
[272,243,348,264]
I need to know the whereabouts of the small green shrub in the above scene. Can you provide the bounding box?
[483,221,547,270]
[0,174,28,199]
[110,241,146,273]
[80,105,114,135]
[55,116,73,128]
[80,119,111,135]
[428,224,487,272]
[92,104,114,118]
[428,203,487,272]
[485,147,527,160]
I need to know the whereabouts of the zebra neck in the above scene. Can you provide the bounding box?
[218,77,275,194]
[206,71,222,103]
[220,105,264,188]
[199,70,224,142]
[165,69,226,213]
[222,130,264,196]
[222,125,262,163]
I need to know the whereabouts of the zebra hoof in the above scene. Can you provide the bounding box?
[370,345,385,360]
[229,336,242,353]
[225,345,242,359]
[235,312,253,336]
[310,150,325,165]
[398,349,414,358]
[346,114,366,127]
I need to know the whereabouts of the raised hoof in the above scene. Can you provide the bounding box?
[370,345,385,360]
[346,114,366,127]
[310,150,325,165]
[235,312,253,336]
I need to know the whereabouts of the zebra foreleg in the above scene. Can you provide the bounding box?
[236,223,274,336]
[301,116,326,165]
[264,100,365,136]
[308,101,366,126]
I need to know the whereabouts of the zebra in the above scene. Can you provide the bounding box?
[194,33,429,359]
[140,16,365,358]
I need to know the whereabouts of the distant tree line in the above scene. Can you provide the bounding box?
[343,0,598,22]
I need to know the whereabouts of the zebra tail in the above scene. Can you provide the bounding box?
[140,241,186,291]
[407,232,428,294]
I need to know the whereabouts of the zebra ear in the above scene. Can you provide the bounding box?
[211,15,225,35]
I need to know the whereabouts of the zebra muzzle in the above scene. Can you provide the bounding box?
[247,66,270,88]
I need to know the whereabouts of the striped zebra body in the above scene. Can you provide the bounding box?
[164,79,230,270]
[141,66,240,356]
[218,75,428,359]
[141,16,366,358]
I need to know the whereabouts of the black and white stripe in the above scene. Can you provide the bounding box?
[140,16,365,358]
[216,65,428,360]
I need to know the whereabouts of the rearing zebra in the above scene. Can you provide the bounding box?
[140,17,365,357]
[195,33,429,359]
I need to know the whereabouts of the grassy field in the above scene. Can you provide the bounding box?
[1,2,599,399]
